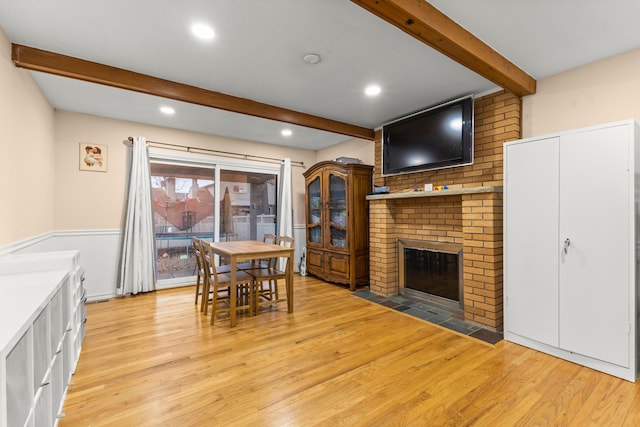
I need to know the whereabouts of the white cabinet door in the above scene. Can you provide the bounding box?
[558,125,631,367]
[33,384,52,427]
[33,306,50,391]
[505,137,560,346]
[6,330,31,427]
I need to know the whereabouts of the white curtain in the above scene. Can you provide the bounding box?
[277,158,293,271]
[119,137,156,295]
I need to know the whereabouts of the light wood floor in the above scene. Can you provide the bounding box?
[61,275,640,426]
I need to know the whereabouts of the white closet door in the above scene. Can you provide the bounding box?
[559,125,631,367]
[505,137,560,346]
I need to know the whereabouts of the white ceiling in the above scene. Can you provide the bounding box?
[1,0,639,150]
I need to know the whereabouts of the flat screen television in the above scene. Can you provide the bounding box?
[382,95,474,176]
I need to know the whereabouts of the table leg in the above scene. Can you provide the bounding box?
[201,270,209,315]
[230,256,237,327]
[287,252,294,313]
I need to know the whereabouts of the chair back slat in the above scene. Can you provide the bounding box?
[276,236,294,269]
[192,237,203,275]
[200,241,219,282]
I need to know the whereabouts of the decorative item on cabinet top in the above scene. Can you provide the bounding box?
[333,156,362,164]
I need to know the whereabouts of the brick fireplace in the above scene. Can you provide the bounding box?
[367,90,520,330]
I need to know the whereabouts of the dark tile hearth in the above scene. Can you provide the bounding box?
[353,290,503,345]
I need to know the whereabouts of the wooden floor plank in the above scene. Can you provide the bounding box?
[61,275,640,426]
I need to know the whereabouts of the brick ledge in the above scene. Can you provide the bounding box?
[366,185,502,201]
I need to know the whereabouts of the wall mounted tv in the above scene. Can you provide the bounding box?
[382,95,474,176]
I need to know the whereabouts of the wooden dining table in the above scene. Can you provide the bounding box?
[207,240,295,327]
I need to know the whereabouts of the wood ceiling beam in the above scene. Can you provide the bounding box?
[12,44,375,141]
[351,0,536,97]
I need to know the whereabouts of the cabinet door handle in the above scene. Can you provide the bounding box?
[564,238,571,254]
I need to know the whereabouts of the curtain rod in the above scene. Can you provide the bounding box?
[126,137,305,168]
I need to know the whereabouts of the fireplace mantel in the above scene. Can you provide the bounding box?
[366,185,502,201]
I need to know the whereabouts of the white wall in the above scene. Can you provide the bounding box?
[0,28,56,246]
[53,111,318,230]
[316,137,375,166]
[523,48,640,138]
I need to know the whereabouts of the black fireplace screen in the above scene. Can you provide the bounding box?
[404,248,459,301]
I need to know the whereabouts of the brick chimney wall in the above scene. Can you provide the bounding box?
[369,90,521,330]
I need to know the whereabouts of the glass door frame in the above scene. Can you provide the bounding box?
[150,149,281,289]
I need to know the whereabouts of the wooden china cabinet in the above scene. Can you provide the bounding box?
[303,161,373,290]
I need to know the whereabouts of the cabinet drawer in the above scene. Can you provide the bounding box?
[327,253,350,279]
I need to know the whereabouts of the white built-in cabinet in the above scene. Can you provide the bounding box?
[0,251,85,426]
[504,119,640,381]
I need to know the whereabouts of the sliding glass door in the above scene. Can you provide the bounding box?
[151,163,215,282]
[150,155,279,287]
[219,169,277,243]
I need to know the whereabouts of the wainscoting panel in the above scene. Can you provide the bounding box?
[2,230,122,302]
[293,224,306,273]
[52,230,122,302]
[0,232,56,257]
[2,226,305,302]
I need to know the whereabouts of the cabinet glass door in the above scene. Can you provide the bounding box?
[328,173,347,248]
[307,176,322,245]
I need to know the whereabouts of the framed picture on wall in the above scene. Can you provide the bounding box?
[79,142,107,172]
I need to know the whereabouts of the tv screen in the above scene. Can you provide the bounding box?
[382,95,474,176]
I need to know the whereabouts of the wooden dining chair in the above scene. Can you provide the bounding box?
[194,237,230,308]
[192,237,205,305]
[250,236,293,312]
[199,240,255,324]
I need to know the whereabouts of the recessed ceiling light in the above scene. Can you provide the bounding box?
[281,129,293,137]
[160,106,175,115]
[191,23,215,40]
[303,53,321,64]
[365,84,382,97]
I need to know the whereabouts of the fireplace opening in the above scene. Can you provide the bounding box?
[398,239,463,310]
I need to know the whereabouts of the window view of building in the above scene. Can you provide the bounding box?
[150,162,277,281]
